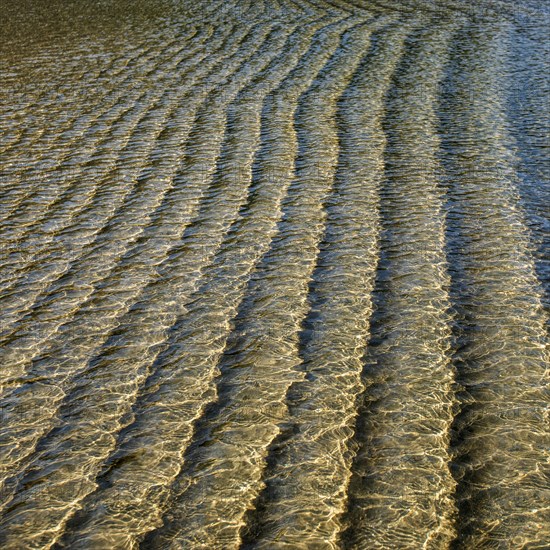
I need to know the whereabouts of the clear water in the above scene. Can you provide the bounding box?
[0,1,548,548]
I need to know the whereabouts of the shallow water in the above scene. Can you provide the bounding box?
[0,1,548,548]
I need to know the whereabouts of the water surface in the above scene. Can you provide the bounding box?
[0,1,548,548]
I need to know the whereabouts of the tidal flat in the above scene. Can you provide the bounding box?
[0,0,548,548]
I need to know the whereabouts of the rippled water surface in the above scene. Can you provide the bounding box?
[0,0,548,548]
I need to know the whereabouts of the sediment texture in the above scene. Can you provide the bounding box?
[0,0,548,549]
